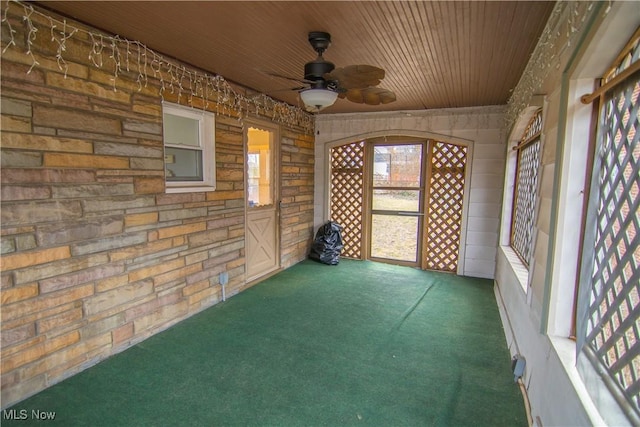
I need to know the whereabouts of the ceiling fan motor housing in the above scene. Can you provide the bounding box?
[304,59,335,82]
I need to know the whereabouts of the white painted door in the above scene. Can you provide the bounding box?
[245,124,279,282]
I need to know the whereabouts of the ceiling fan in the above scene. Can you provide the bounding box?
[269,31,396,112]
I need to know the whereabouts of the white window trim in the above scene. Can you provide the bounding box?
[546,79,591,338]
[499,102,543,294]
[547,75,635,427]
[162,102,216,193]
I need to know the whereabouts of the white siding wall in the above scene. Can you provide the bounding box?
[314,106,506,278]
[495,2,639,425]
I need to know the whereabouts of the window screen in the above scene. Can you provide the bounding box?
[577,32,640,420]
[511,110,543,266]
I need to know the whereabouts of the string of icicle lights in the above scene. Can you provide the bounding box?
[505,0,604,129]
[0,0,314,133]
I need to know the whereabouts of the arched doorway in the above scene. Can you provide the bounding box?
[329,136,469,273]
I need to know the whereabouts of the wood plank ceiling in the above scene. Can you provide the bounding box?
[39,1,555,114]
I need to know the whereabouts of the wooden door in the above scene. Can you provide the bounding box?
[245,124,279,282]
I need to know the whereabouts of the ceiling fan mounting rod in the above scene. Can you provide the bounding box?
[308,31,331,56]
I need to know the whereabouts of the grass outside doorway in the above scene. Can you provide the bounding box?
[3,259,526,426]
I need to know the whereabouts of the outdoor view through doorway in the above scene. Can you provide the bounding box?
[329,138,468,273]
[371,143,423,263]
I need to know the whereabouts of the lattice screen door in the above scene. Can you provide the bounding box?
[423,141,468,272]
[329,141,365,259]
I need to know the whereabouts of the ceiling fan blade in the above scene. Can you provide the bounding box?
[363,88,382,105]
[326,65,386,89]
[345,88,365,104]
[378,89,397,104]
[343,87,397,105]
[363,87,398,106]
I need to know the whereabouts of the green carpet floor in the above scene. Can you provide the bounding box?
[3,259,526,426]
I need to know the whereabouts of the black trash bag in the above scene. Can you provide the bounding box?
[309,221,344,265]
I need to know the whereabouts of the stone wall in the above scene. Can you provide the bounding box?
[0,4,314,406]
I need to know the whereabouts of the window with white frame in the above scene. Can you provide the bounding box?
[510,110,543,267]
[576,29,639,423]
[162,102,215,193]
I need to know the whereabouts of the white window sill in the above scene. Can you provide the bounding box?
[499,245,529,293]
[549,336,608,426]
[165,185,216,194]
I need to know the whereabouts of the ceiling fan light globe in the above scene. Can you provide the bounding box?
[300,88,338,112]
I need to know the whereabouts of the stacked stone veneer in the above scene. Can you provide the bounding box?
[0,6,314,406]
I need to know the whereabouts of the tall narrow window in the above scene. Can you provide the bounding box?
[163,102,215,193]
[511,110,543,266]
[577,30,640,422]
[247,127,273,207]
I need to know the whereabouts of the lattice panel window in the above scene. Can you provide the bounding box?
[330,141,365,259]
[511,110,543,266]
[424,142,467,272]
[522,109,543,142]
[582,62,640,414]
